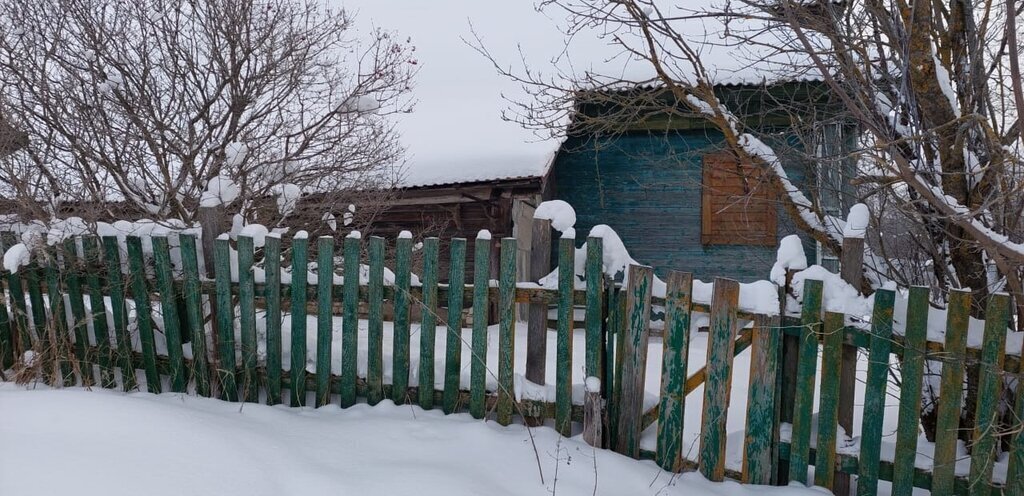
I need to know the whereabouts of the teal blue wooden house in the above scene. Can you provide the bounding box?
[542,81,857,282]
[385,80,855,285]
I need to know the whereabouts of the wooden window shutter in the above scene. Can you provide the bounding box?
[701,151,778,246]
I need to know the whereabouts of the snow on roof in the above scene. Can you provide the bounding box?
[344,1,817,189]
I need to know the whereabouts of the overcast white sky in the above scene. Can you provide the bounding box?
[338,1,572,187]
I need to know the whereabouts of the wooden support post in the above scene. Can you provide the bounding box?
[525,217,551,426]
[834,235,863,496]
[197,205,224,393]
[583,377,603,448]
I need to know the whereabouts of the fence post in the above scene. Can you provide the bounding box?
[525,217,551,425]
[197,204,224,382]
[614,264,653,458]
[776,271,798,484]
[835,234,864,496]
[656,271,693,472]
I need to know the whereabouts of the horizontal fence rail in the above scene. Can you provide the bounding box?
[0,230,1022,496]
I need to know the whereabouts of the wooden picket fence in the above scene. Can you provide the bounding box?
[0,230,1022,496]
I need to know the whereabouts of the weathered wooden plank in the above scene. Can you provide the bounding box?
[102,236,135,391]
[856,288,895,496]
[443,238,467,414]
[813,311,844,489]
[340,234,359,408]
[62,239,92,385]
[789,279,823,484]
[24,262,51,379]
[608,285,626,446]
[213,236,238,402]
[289,235,309,407]
[469,234,491,419]
[179,234,210,397]
[236,235,258,402]
[2,232,31,360]
[745,312,783,485]
[656,271,692,472]
[419,237,440,409]
[263,234,282,405]
[392,234,412,405]
[367,236,386,406]
[496,238,516,426]
[1007,353,1024,496]
[317,236,336,407]
[526,218,551,389]
[584,382,603,447]
[82,236,115,388]
[43,247,73,385]
[555,237,575,436]
[0,263,12,370]
[968,293,1010,494]
[699,277,740,482]
[126,236,160,393]
[615,264,654,458]
[891,286,929,494]
[931,289,972,495]
[584,236,604,382]
[151,236,186,393]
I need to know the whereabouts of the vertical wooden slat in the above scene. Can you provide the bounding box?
[152,236,186,393]
[745,312,782,485]
[968,293,1010,493]
[392,234,412,404]
[0,237,12,369]
[813,311,845,489]
[25,261,48,368]
[82,236,116,388]
[699,277,741,481]
[62,239,91,385]
[555,236,575,436]
[496,238,516,426]
[656,271,692,472]
[469,234,491,419]
[289,235,309,406]
[339,234,359,407]
[789,279,823,484]
[608,286,626,445]
[126,236,160,393]
[102,236,135,391]
[236,235,258,402]
[891,286,929,494]
[931,289,972,494]
[263,234,283,405]
[526,218,551,390]
[615,264,654,457]
[443,238,467,414]
[316,236,335,407]
[584,237,604,381]
[367,236,386,406]
[1007,354,1024,496]
[855,288,895,496]
[43,247,72,385]
[2,232,31,360]
[213,236,237,402]
[419,237,440,409]
[179,234,210,397]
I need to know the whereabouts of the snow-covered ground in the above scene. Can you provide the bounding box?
[0,384,828,496]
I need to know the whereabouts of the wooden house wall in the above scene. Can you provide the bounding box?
[550,129,818,283]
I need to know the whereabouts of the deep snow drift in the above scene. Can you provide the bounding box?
[0,385,827,496]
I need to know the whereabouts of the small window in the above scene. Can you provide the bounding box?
[701,151,777,246]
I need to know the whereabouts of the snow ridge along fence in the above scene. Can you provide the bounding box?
[0,231,1021,496]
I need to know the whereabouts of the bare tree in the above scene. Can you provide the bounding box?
[478,0,1024,445]
[0,0,415,227]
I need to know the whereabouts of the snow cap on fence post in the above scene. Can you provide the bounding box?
[843,203,869,239]
[770,234,807,285]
